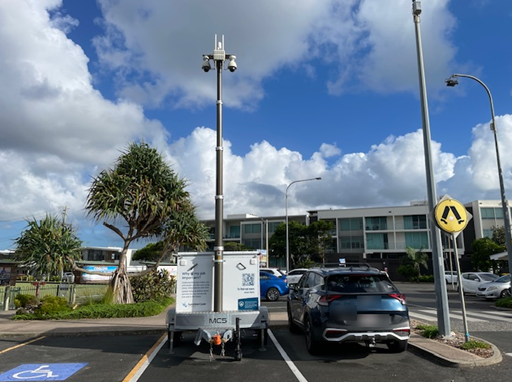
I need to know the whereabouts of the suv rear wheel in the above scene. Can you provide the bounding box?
[386,339,408,353]
[305,317,321,355]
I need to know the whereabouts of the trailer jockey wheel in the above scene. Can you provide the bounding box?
[234,317,243,361]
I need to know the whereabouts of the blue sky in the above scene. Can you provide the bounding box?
[1,0,512,250]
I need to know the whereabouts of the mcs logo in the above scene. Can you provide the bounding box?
[209,317,228,324]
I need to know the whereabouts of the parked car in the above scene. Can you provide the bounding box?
[260,271,289,301]
[475,274,511,300]
[444,271,458,284]
[458,272,499,294]
[287,264,410,355]
[62,272,75,283]
[260,268,286,278]
[286,268,308,287]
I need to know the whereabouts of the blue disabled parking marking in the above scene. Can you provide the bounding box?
[0,363,87,381]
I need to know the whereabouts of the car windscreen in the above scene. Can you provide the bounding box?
[494,274,511,283]
[481,274,499,282]
[326,274,396,293]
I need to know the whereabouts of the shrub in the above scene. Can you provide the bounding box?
[35,296,71,316]
[11,297,174,320]
[130,269,175,302]
[397,264,418,281]
[416,324,439,339]
[418,275,434,283]
[462,340,490,350]
[495,296,512,308]
[14,294,38,308]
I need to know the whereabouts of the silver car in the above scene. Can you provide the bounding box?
[476,274,511,300]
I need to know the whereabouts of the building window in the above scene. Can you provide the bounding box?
[366,233,389,249]
[340,236,364,249]
[404,215,427,229]
[339,218,363,231]
[268,222,281,234]
[405,232,429,249]
[483,229,493,239]
[481,207,503,219]
[365,217,387,230]
[242,238,261,249]
[243,224,261,234]
[228,226,240,238]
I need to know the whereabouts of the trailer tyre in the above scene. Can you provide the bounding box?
[266,287,280,301]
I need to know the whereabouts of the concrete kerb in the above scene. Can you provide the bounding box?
[407,334,502,368]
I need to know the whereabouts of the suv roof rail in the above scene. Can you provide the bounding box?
[314,263,381,272]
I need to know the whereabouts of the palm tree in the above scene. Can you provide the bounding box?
[85,142,192,304]
[405,246,429,282]
[14,214,82,280]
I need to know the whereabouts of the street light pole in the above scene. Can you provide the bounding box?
[446,73,512,272]
[285,177,321,273]
[202,35,237,312]
[412,0,451,336]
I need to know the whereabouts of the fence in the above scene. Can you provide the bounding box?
[1,283,108,311]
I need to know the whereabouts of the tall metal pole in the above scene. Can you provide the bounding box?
[447,74,512,272]
[203,35,237,312]
[213,56,224,313]
[285,177,321,273]
[412,1,451,336]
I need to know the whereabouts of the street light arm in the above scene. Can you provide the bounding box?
[450,74,496,130]
[285,176,321,273]
[447,72,512,276]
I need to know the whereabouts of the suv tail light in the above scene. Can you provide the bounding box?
[389,293,406,305]
[318,294,343,306]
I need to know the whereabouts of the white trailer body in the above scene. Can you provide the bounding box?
[166,251,269,359]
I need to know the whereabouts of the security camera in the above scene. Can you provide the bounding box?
[227,55,237,72]
[202,55,211,72]
[412,1,422,15]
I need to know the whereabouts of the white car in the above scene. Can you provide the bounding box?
[285,268,308,286]
[444,271,458,284]
[459,272,499,294]
[259,268,286,278]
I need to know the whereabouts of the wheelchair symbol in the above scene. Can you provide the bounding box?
[13,365,58,380]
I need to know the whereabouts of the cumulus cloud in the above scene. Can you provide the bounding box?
[1,0,510,250]
[93,0,459,109]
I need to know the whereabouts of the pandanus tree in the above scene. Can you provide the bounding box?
[14,214,82,281]
[85,142,192,304]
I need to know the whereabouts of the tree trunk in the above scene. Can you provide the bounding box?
[108,269,134,304]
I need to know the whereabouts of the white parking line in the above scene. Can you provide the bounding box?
[451,310,512,322]
[268,329,308,382]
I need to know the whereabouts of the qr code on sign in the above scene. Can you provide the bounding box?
[242,273,255,286]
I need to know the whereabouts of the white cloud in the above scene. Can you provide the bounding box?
[2,0,511,250]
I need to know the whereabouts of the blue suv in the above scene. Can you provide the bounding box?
[287,264,410,354]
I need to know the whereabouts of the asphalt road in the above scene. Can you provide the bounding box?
[1,283,511,382]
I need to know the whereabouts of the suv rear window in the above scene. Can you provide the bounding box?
[326,274,395,293]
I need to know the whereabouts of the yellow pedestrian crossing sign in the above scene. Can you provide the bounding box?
[434,198,469,233]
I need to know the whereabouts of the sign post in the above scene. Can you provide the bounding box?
[434,196,472,341]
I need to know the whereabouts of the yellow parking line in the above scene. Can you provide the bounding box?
[0,336,46,354]
[123,333,167,382]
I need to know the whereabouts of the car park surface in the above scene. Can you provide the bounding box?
[459,272,499,294]
[260,271,289,301]
[287,264,410,355]
[475,273,511,299]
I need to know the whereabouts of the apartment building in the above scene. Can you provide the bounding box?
[201,199,512,278]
